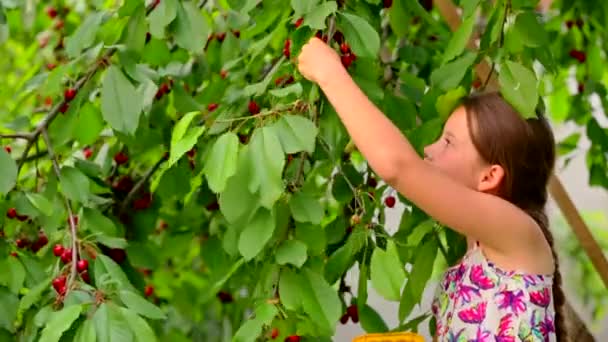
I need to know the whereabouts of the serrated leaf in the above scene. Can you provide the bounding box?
[119,291,166,320]
[431,52,477,91]
[118,307,157,342]
[279,268,302,311]
[39,305,82,342]
[498,60,538,119]
[18,277,52,316]
[148,0,177,38]
[97,255,137,292]
[172,1,209,53]
[203,132,239,193]
[65,12,103,58]
[238,207,275,260]
[291,0,319,17]
[74,103,104,146]
[59,167,90,204]
[0,288,18,332]
[122,4,147,54]
[300,269,341,336]
[275,240,308,267]
[436,87,467,119]
[25,193,53,216]
[247,127,285,208]
[370,240,406,301]
[303,1,336,30]
[82,208,119,237]
[442,14,475,64]
[338,12,380,58]
[219,146,258,223]
[232,303,278,342]
[169,111,206,167]
[74,319,96,342]
[101,65,143,135]
[93,303,110,342]
[269,83,303,97]
[289,191,323,224]
[513,11,548,48]
[0,148,17,195]
[273,115,318,154]
[7,257,24,294]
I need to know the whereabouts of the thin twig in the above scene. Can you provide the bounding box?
[482,0,510,90]
[0,133,32,140]
[42,129,78,288]
[119,157,166,213]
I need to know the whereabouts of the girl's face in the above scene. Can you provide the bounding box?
[423,107,492,190]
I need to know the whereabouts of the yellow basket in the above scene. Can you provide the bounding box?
[352,332,425,342]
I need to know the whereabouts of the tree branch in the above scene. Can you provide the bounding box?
[42,129,78,289]
[0,133,32,140]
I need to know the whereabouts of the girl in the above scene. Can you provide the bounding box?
[296,37,566,341]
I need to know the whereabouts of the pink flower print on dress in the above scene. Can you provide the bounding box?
[457,301,487,324]
[495,314,516,342]
[529,288,551,308]
[469,264,495,290]
[455,283,481,305]
[496,290,527,316]
[471,326,492,342]
[522,275,539,288]
[539,315,555,340]
[447,328,467,342]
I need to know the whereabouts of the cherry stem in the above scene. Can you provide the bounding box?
[42,129,78,289]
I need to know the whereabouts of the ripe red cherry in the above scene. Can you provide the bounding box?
[76,259,89,273]
[64,88,77,102]
[283,39,291,58]
[113,152,129,165]
[52,275,67,294]
[81,270,91,283]
[248,100,260,115]
[284,336,300,342]
[83,147,93,159]
[347,304,359,323]
[207,103,219,112]
[384,196,396,208]
[294,18,304,28]
[53,244,65,257]
[4,146,11,153]
[59,103,69,114]
[383,0,393,8]
[61,248,73,264]
[144,285,154,297]
[569,49,586,63]
[46,6,58,18]
[340,42,350,54]
[16,238,29,249]
[270,327,279,339]
[6,208,17,219]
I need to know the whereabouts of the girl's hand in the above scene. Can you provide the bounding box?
[297,37,344,86]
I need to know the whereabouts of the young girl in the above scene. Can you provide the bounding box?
[296,37,566,341]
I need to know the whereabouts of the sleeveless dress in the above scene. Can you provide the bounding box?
[431,242,556,342]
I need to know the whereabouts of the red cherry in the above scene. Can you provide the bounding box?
[206,200,220,211]
[46,6,58,18]
[220,69,228,79]
[248,101,260,115]
[340,42,350,54]
[64,88,77,102]
[83,147,93,159]
[565,20,574,29]
[34,232,49,249]
[133,193,153,210]
[187,148,196,158]
[113,175,134,193]
[284,336,300,342]
[216,32,226,42]
[340,312,350,324]
[383,0,393,8]
[145,32,151,43]
[54,20,64,30]
[569,49,586,63]
[61,249,73,264]
[3,146,11,153]
[270,327,279,339]
[207,103,219,112]
[107,248,126,264]
[53,244,65,257]
[472,79,482,89]
[341,54,354,68]
[367,176,377,188]
[77,259,89,273]
[384,196,396,208]
[151,0,161,10]
[59,102,69,114]
[283,39,291,58]
[333,31,345,44]
[232,30,240,38]
[578,82,585,93]
[347,304,359,323]
[16,238,29,249]
[10,252,17,257]
[144,285,154,297]
[81,270,91,284]
[113,152,129,165]
[217,291,233,303]
[44,96,53,107]
[52,275,67,293]
[294,18,304,28]
[67,215,79,226]
[17,214,29,222]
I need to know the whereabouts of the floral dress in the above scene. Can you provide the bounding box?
[431,242,556,342]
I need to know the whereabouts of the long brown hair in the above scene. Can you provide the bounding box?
[462,92,568,341]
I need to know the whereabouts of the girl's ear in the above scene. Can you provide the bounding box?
[477,164,505,194]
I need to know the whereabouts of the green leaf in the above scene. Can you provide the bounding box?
[588,44,603,82]
[18,277,52,317]
[295,223,326,256]
[118,307,157,342]
[101,65,143,135]
[247,126,285,208]
[65,12,103,58]
[279,268,302,311]
[203,132,239,193]
[0,148,17,195]
[7,257,25,293]
[325,228,367,284]
[119,291,166,320]
[370,240,406,301]
[289,191,323,224]
[300,268,342,335]
[291,0,319,17]
[359,304,389,333]
[408,238,438,301]
[303,1,337,30]
[122,4,147,54]
[275,240,308,268]
[273,115,318,154]
[436,87,467,119]
[105,303,135,341]
[498,60,538,119]
[219,146,258,223]
[169,111,205,167]
[25,193,54,216]
[74,319,96,342]
[39,305,82,342]
[93,303,110,342]
[269,83,303,97]
[232,303,278,342]
[338,12,380,58]
[82,208,119,237]
[59,167,90,204]
[0,288,18,332]
[238,207,276,260]
[431,52,477,91]
[97,255,137,292]
[442,14,475,64]
[513,11,548,48]
[461,0,482,18]
[74,103,104,146]
[172,1,209,53]
[148,0,177,38]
